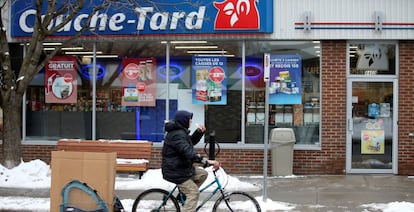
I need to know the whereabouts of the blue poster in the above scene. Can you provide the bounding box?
[268,55,302,104]
[192,56,227,105]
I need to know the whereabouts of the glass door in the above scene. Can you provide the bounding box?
[346,79,398,174]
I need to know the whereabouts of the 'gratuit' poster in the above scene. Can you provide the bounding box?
[45,56,78,104]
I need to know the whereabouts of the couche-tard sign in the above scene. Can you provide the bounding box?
[11,0,273,38]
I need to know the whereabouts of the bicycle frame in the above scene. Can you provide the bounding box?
[156,170,226,211]
[196,171,225,211]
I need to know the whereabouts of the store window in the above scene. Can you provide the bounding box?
[26,59,92,140]
[24,40,243,142]
[25,41,171,141]
[165,41,243,143]
[244,41,321,145]
[24,40,320,145]
[349,42,396,76]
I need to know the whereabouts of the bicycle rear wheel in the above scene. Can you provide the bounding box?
[131,188,181,212]
[212,191,261,212]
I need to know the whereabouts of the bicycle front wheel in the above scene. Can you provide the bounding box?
[131,188,181,212]
[212,191,261,212]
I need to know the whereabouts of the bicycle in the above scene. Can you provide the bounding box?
[131,167,261,212]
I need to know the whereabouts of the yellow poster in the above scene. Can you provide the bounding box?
[361,130,385,154]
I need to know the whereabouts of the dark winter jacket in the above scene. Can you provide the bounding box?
[161,111,206,184]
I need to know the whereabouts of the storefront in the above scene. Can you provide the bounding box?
[5,0,414,175]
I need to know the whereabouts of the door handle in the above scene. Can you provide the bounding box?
[348,119,353,131]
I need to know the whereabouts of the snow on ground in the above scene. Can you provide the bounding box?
[0,159,413,211]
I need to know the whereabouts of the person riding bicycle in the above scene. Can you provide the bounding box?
[162,110,220,212]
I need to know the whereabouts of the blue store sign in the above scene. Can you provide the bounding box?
[11,0,273,38]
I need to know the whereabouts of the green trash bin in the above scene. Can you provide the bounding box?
[270,128,296,176]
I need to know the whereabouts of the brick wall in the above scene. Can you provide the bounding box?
[21,145,56,164]
[149,147,271,175]
[2,145,270,175]
[398,41,414,175]
[293,40,347,174]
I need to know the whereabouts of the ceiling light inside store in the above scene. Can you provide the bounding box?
[44,47,85,51]
[195,54,235,57]
[43,42,62,46]
[161,40,208,44]
[171,41,207,44]
[82,55,119,58]
[187,50,228,54]
[62,47,84,50]
[22,42,62,47]
[174,45,218,49]
[65,51,103,55]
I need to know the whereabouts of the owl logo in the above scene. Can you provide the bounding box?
[213,0,260,30]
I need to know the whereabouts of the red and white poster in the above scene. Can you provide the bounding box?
[45,56,78,103]
[121,58,156,107]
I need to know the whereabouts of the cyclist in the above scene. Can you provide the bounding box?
[162,110,220,212]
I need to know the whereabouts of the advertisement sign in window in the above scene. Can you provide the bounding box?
[361,130,385,154]
[121,58,156,107]
[192,56,227,105]
[268,55,302,105]
[45,56,78,104]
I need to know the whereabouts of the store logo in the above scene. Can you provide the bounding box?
[213,0,260,30]
[356,44,389,70]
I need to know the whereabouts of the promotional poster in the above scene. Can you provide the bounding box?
[361,118,385,154]
[268,55,302,105]
[45,56,78,104]
[121,58,156,107]
[192,56,227,105]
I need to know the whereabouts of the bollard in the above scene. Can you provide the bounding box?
[208,131,216,160]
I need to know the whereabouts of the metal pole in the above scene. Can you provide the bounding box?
[263,80,269,201]
[241,41,246,144]
[263,53,270,202]
[92,43,97,140]
[166,42,170,121]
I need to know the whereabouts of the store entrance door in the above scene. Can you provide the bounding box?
[346,79,398,174]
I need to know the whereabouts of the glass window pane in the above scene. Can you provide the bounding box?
[26,55,93,140]
[349,43,396,75]
[245,41,321,145]
[351,82,393,169]
[92,41,169,141]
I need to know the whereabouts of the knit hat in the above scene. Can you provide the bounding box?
[174,110,193,129]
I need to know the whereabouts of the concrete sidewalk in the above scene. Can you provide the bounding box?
[1,174,414,211]
[114,174,414,212]
[240,174,414,211]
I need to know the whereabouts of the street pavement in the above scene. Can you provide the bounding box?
[1,174,414,211]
